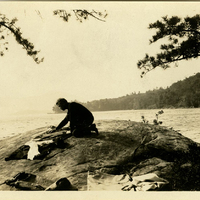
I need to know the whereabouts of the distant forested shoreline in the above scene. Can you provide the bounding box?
[53,73,200,113]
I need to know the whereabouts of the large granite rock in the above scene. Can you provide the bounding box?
[0,120,200,191]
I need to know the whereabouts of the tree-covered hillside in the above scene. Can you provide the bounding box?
[81,73,200,111]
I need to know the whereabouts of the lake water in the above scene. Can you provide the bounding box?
[1,108,200,143]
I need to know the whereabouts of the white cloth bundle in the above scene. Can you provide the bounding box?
[25,140,40,160]
[87,172,168,191]
[25,139,53,160]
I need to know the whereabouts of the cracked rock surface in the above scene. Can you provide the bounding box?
[0,120,200,191]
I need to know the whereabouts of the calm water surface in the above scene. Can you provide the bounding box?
[1,108,200,142]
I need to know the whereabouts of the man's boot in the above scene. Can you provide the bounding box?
[90,124,99,135]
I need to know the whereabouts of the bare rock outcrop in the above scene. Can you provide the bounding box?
[0,120,200,191]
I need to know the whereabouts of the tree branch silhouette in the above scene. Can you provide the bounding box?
[0,13,43,64]
[53,9,107,23]
[137,15,200,77]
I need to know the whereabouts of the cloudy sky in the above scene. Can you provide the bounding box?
[1,1,200,114]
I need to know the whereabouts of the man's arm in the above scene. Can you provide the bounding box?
[55,115,69,131]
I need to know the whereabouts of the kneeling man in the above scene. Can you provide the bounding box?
[50,98,98,137]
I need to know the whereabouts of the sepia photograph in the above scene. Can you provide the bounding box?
[1,1,200,199]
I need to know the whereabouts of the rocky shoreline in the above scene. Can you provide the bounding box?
[0,119,200,191]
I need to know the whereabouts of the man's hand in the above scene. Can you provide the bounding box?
[47,126,57,134]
